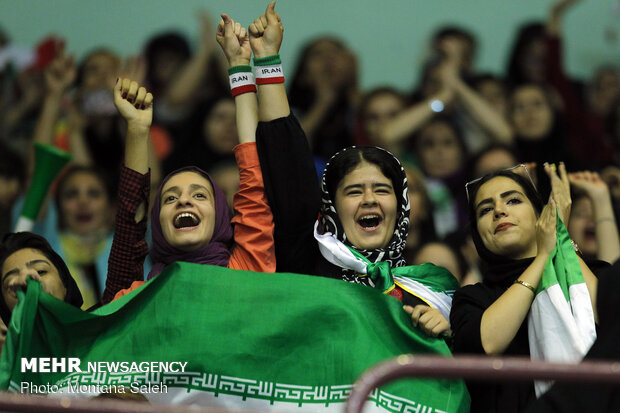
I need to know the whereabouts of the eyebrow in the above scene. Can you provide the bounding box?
[3,260,50,281]
[475,190,523,211]
[161,184,210,196]
[342,182,393,192]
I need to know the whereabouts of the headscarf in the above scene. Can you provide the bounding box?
[147,166,233,279]
[466,170,543,288]
[0,232,83,324]
[317,146,410,284]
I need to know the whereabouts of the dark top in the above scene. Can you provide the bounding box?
[450,259,611,413]
[451,282,535,413]
[255,114,426,308]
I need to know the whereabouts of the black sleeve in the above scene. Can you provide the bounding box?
[450,284,489,354]
[256,114,321,274]
[525,259,620,413]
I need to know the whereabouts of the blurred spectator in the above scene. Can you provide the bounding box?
[288,36,359,161]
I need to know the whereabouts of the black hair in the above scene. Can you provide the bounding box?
[467,169,543,224]
[467,142,518,181]
[0,232,83,324]
[54,165,115,230]
[76,48,119,89]
[288,36,355,111]
[432,26,476,52]
[324,146,403,208]
[359,86,407,117]
[506,22,545,86]
[466,170,543,264]
[0,142,26,185]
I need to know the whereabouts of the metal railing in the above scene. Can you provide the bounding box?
[345,355,620,413]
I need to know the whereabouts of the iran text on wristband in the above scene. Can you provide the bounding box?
[228,66,257,97]
[253,54,284,85]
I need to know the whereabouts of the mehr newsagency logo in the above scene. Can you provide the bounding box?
[19,357,188,395]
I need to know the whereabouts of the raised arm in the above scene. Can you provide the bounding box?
[440,61,513,144]
[32,44,80,163]
[215,11,274,273]
[101,79,153,304]
[250,2,321,274]
[165,11,223,108]
[216,14,258,143]
[249,2,288,121]
[479,200,557,354]
[569,171,620,264]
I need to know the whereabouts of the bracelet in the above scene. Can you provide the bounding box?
[228,65,257,97]
[253,54,285,85]
[570,239,583,258]
[514,279,536,294]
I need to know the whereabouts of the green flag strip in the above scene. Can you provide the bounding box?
[528,212,596,396]
[1,263,469,412]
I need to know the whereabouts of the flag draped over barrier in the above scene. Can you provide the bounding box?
[0,263,469,412]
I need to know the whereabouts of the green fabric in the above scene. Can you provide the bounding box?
[349,246,459,294]
[253,54,281,66]
[0,263,469,412]
[227,65,252,75]
[538,212,584,300]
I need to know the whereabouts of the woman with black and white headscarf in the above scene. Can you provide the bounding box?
[252,10,458,338]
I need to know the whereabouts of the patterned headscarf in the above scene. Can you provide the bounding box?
[148,166,233,279]
[318,146,410,284]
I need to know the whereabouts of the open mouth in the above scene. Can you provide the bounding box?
[357,214,382,231]
[174,212,200,230]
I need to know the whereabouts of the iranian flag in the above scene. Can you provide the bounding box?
[0,263,469,412]
[528,215,597,396]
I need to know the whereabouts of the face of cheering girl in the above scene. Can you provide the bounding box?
[334,161,398,250]
[1,248,66,311]
[159,171,216,252]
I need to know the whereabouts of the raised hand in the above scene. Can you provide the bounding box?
[568,171,611,202]
[248,2,284,59]
[216,14,252,67]
[545,162,571,224]
[44,43,76,95]
[113,78,153,130]
[536,199,558,256]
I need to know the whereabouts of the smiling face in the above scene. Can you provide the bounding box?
[1,248,66,311]
[334,161,398,250]
[59,171,112,236]
[159,171,216,252]
[474,177,538,259]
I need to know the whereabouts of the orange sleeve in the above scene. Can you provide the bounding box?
[113,280,146,301]
[227,142,276,273]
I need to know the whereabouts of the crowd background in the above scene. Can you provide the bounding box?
[0,0,619,302]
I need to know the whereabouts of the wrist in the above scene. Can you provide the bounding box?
[126,122,151,136]
[254,48,280,59]
[228,65,256,97]
[253,54,285,85]
[229,57,251,67]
